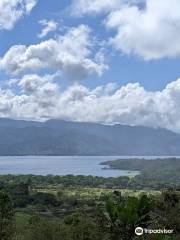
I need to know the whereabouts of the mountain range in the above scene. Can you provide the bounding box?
[0,118,180,156]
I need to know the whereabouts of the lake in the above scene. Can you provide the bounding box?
[0,156,175,177]
[0,156,143,177]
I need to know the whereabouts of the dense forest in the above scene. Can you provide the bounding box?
[0,162,179,240]
[101,158,180,189]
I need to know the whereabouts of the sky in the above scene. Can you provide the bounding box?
[1,0,180,132]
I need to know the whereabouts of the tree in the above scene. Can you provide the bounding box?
[31,192,59,207]
[27,212,102,240]
[63,213,102,240]
[99,194,153,240]
[156,190,180,236]
[0,191,14,240]
[27,214,54,240]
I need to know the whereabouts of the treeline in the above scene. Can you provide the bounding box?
[0,190,179,240]
[0,173,179,191]
[102,158,180,189]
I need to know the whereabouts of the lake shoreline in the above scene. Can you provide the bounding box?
[0,156,179,178]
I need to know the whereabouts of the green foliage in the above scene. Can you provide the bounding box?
[0,191,14,240]
[99,195,153,240]
[21,213,102,240]
[155,190,180,236]
[0,174,179,240]
[31,192,59,207]
[27,214,55,240]
[63,213,102,240]
[103,158,180,190]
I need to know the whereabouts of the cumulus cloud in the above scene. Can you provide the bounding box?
[1,74,60,119]
[38,19,58,38]
[1,76,180,132]
[17,74,59,94]
[70,0,180,60]
[0,25,107,81]
[106,0,180,60]
[0,0,37,30]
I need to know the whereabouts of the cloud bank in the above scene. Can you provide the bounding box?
[1,76,180,132]
[1,0,180,134]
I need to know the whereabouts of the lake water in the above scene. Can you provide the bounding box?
[0,156,176,177]
[0,156,141,177]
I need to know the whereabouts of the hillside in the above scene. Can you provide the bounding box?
[1,118,180,155]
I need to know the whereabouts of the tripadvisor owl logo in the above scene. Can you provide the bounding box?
[135,227,144,236]
[135,227,174,236]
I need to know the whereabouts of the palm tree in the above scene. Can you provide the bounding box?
[101,194,153,240]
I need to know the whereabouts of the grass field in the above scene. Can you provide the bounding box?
[35,187,161,200]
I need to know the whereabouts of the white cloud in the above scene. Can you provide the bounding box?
[0,25,107,81]
[0,0,37,30]
[71,0,180,60]
[106,0,180,60]
[70,0,121,16]
[2,73,60,119]
[38,19,58,38]
[18,74,59,94]
[70,0,143,16]
[2,76,180,132]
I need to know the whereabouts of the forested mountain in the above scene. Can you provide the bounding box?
[1,118,180,156]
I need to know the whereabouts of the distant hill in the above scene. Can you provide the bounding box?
[0,118,180,156]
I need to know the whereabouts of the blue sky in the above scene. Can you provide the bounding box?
[1,0,180,132]
[1,0,180,91]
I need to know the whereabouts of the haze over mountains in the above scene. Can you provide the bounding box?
[0,118,180,156]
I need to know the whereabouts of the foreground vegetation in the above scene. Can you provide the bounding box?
[0,174,178,239]
[0,187,179,240]
[0,158,179,239]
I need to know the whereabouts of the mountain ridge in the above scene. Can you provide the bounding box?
[0,118,180,156]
